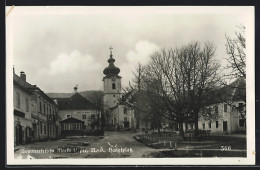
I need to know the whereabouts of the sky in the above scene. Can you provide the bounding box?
[6,6,254,93]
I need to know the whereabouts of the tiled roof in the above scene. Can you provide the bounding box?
[46,90,103,103]
[54,93,96,110]
[13,73,58,106]
[13,73,35,90]
[201,78,246,105]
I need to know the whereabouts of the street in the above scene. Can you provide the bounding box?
[14,131,157,159]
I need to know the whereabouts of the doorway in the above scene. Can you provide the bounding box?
[16,124,23,146]
[223,121,228,132]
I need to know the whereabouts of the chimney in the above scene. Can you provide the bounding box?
[74,84,78,93]
[20,71,26,81]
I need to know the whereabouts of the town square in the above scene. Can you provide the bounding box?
[6,6,255,164]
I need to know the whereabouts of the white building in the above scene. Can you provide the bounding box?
[102,48,135,130]
[198,78,246,134]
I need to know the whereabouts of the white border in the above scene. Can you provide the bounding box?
[6,6,255,165]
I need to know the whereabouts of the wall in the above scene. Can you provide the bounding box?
[103,76,122,109]
[109,105,135,129]
[13,85,32,146]
[198,101,246,134]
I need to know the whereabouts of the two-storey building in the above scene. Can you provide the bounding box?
[13,71,59,145]
[13,72,33,146]
[51,87,99,136]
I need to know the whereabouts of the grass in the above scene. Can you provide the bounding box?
[135,133,246,157]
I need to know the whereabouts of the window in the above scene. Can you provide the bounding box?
[26,98,29,112]
[208,121,211,129]
[216,121,219,128]
[44,124,46,134]
[238,103,244,112]
[124,117,127,122]
[239,119,245,127]
[49,126,52,135]
[224,104,227,112]
[112,83,116,89]
[215,105,218,114]
[67,114,71,118]
[91,114,95,119]
[79,123,82,130]
[39,101,42,113]
[124,107,127,114]
[82,114,86,119]
[47,106,48,115]
[40,122,42,134]
[16,92,20,108]
[202,123,205,129]
[43,104,46,114]
[175,124,179,131]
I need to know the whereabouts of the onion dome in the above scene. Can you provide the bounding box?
[103,47,120,76]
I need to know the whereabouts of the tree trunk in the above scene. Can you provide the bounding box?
[145,121,148,134]
[194,112,199,136]
[100,110,105,135]
[179,123,185,139]
[158,118,161,137]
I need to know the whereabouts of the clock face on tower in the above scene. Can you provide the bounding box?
[112,78,115,81]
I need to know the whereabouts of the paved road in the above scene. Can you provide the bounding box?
[14,131,157,159]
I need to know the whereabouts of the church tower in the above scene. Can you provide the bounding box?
[103,46,122,109]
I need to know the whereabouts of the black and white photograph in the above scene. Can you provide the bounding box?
[6,6,255,165]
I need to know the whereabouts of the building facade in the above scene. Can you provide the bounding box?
[178,78,246,134]
[13,72,33,146]
[198,101,246,134]
[13,71,60,146]
[52,88,100,136]
[30,89,59,141]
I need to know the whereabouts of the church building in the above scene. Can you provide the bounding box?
[103,47,135,130]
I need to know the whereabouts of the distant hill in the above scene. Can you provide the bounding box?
[46,90,103,103]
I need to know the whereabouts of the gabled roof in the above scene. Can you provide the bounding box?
[54,93,96,110]
[204,78,246,105]
[13,74,34,94]
[46,90,103,103]
[13,73,57,106]
[60,117,84,123]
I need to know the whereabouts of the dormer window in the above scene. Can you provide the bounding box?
[112,83,116,89]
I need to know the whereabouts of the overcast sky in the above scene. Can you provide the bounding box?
[6,6,253,93]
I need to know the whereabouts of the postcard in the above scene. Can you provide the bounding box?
[6,6,255,165]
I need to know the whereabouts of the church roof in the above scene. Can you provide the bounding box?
[103,49,120,76]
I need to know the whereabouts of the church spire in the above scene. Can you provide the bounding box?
[109,46,113,57]
[103,46,120,76]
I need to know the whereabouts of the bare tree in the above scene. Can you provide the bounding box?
[89,91,105,134]
[225,25,246,79]
[222,25,246,122]
[117,63,164,133]
[142,42,221,138]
